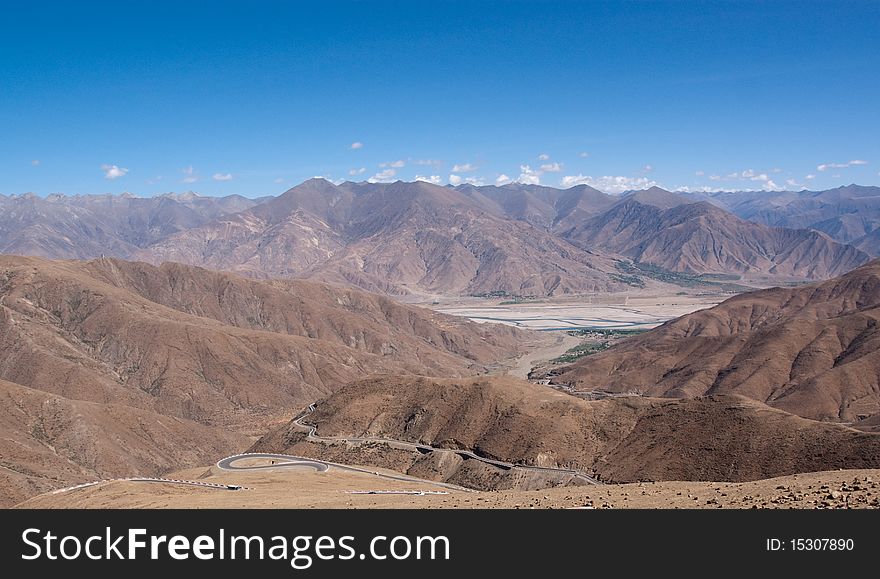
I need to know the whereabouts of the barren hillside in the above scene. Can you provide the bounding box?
[559,190,869,278]
[139,179,629,297]
[255,375,880,485]
[0,255,530,505]
[552,259,880,424]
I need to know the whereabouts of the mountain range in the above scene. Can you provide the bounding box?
[0,255,527,506]
[257,374,880,485]
[688,184,880,255]
[3,180,872,297]
[4,253,880,505]
[550,259,880,429]
[0,191,267,259]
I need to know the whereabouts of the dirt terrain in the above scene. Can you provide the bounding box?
[138,179,633,297]
[552,259,880,425]
[253,375,880,485]
[561,189,868,279]
[7,254,880,510]
[0,255,529,506]
[17,465,880,509]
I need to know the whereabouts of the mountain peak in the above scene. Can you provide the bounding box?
[622,186,695,210]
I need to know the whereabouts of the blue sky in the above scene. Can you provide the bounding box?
[1,0,878,196]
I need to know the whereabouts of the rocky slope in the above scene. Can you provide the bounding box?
[0,255,529,505]
[551,259,880,425]
[692,185,880,252]
[0,379,248,508]
[455,183,617,230]
[139,179,630,296]
[4,182,872,297]
[558,189,869,279]
[0,191,262,259]
[255,375,880,485]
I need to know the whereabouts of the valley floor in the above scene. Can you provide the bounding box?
[430,292,724,331]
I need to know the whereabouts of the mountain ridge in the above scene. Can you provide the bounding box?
[549,258,880,425]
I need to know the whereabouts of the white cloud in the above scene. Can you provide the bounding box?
[31,159,40,166]
[785,178,801,188]
[713,169,773,183]
[695,170,705,176]
[348,167,366,176]
[413,159,442,166]
[578,152,590,158]
[379,159,405,168]
[496,174,512,185]
[643,164,653,172]
[677,184,778,193]
[559,174,658,193]
[273,177,285,184]
[212,173,233,181]
[771,167,783,173]
[817,159,868,171]
[180,166,198,183]
[537,153,550,161]
[350,141,364,150]
[517,165,541,185]
[415,175,442,185]
[101,164,129,180]
[452,163,477,172]
[675,185,716,193]
[805,174,816,180]
[368,168,396,183]
[539,162,563,173]
[448,174,485,186]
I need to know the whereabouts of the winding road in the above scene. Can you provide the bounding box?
[280,403,602,486]
[50,402,600,499]
[51,477,244,496]
[216,453,470,491]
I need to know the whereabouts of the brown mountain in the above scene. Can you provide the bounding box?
[691,185,880,251]
[257,374,880,484]
[0,255,528,505]
[139,179,630,297]
[551,259,880,425]
[559,188,869,279]
[5,182,871,298]
[0,378,248,508]
[0,191,263,260]
[455,183,617,230]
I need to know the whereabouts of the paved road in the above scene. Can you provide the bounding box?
[51,477,244,495]
[216,452,470,491]
[287,404,602,486]
[50,402,599,500]
[217,454,330,472]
